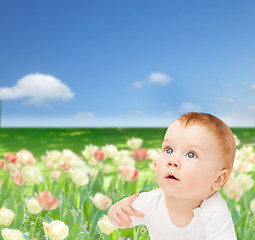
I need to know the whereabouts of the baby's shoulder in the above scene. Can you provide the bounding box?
[199,192,231,221]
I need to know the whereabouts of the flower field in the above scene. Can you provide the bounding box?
[0,127,255,240]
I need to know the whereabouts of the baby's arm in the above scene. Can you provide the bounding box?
[108,193,145,229]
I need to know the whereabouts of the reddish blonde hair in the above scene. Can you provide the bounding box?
[177,112,236,177]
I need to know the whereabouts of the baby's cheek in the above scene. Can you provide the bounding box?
[183,169,201,188]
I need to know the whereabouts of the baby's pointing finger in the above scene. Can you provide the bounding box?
[126,193,140,205]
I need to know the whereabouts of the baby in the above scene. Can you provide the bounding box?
[108,112,237,240]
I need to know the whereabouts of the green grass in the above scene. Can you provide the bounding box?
[0,128,167,160]
[0,127,254,158]
[0,127,254,160]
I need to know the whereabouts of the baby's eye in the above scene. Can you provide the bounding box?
[187,152,197,158]
[166,148,173,154]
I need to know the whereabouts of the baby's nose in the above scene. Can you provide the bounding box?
[167,158,180,168]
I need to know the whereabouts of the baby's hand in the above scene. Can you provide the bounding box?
[108,193,145,228]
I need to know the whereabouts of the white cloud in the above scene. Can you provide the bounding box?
[247,105,255,113]
[130,110,144,116]
[132,82,143,89]
[146,72,171,85]
[0,73,74,107]
[220,114,255,127]
[218,97,235,104]
[133,72,172,89]
[179,102,202,113]
[250,84,255,93]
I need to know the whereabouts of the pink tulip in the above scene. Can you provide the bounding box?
[11,170,24,186]
[94,150,106,161]
[0,160,5,169]
[4,153,18,164]
[132,148,148,162]
[35,191,58,210]
[60,163,71,171]
[118,166,139,182]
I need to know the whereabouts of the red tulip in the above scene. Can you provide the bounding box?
[132,148,148,161]
[94,150,106,161]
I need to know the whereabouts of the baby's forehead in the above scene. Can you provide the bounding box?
[165,120,217,140]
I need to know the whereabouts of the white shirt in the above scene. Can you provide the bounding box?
[130,188,237,240]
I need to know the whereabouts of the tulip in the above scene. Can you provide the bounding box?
[114,151,135,166]
[92,193,112,210]
[71,168,89,186]
[94,150,106,161]
[60,163,71,171]
[26,198,42,214]
[147,149,160,162]
[21,165,43,185]
[223,175,244,199]
[43,220,69,240]
[36,191,58,210]
[127,137,143,150]
[0,208,15,226]
[11,170,24,186]
[236,174,254,191]
[1,228,24,240]
[17,149,36,165]
[0,160,5,169]
[51,170,61,181]
[81,144,99,159]
[102,144,118,159]
[98,215,115,235]
[132,148,147,161]
[4,153,18,164]
[119,166,139,182]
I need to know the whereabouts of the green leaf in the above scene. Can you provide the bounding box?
[92,170,104,194]
[54,177,65,196]
[33,183,39,195]
[49,207,60,220]
[83,197,94,224]
[75,191,80,209]
[64,177,69,196]
[231,207,240,225]
[63,209,74,231]
[14,187,23,204]
[14,201,25,229]
[5,195,16,214]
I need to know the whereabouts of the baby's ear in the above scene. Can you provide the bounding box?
[211,169,228,192]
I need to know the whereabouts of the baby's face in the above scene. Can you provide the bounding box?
[156,120,223,201]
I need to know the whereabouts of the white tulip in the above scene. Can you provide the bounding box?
[127,137,143,150]
[236,174,254,191]
[21,165,43,185]
[98,215,115,235]
[43,220,69,240]
[0,208,15,226]
[71,168,89,186]
[102,144,118,159]
[26,198,42,215]
[223,175,244,199]
[81,144,99,159]
[93,193,112,210]
[1,228,24,240]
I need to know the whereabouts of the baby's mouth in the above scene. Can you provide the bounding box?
[165,173,180,181]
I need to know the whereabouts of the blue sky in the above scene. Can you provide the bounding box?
[0,0,255,127]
